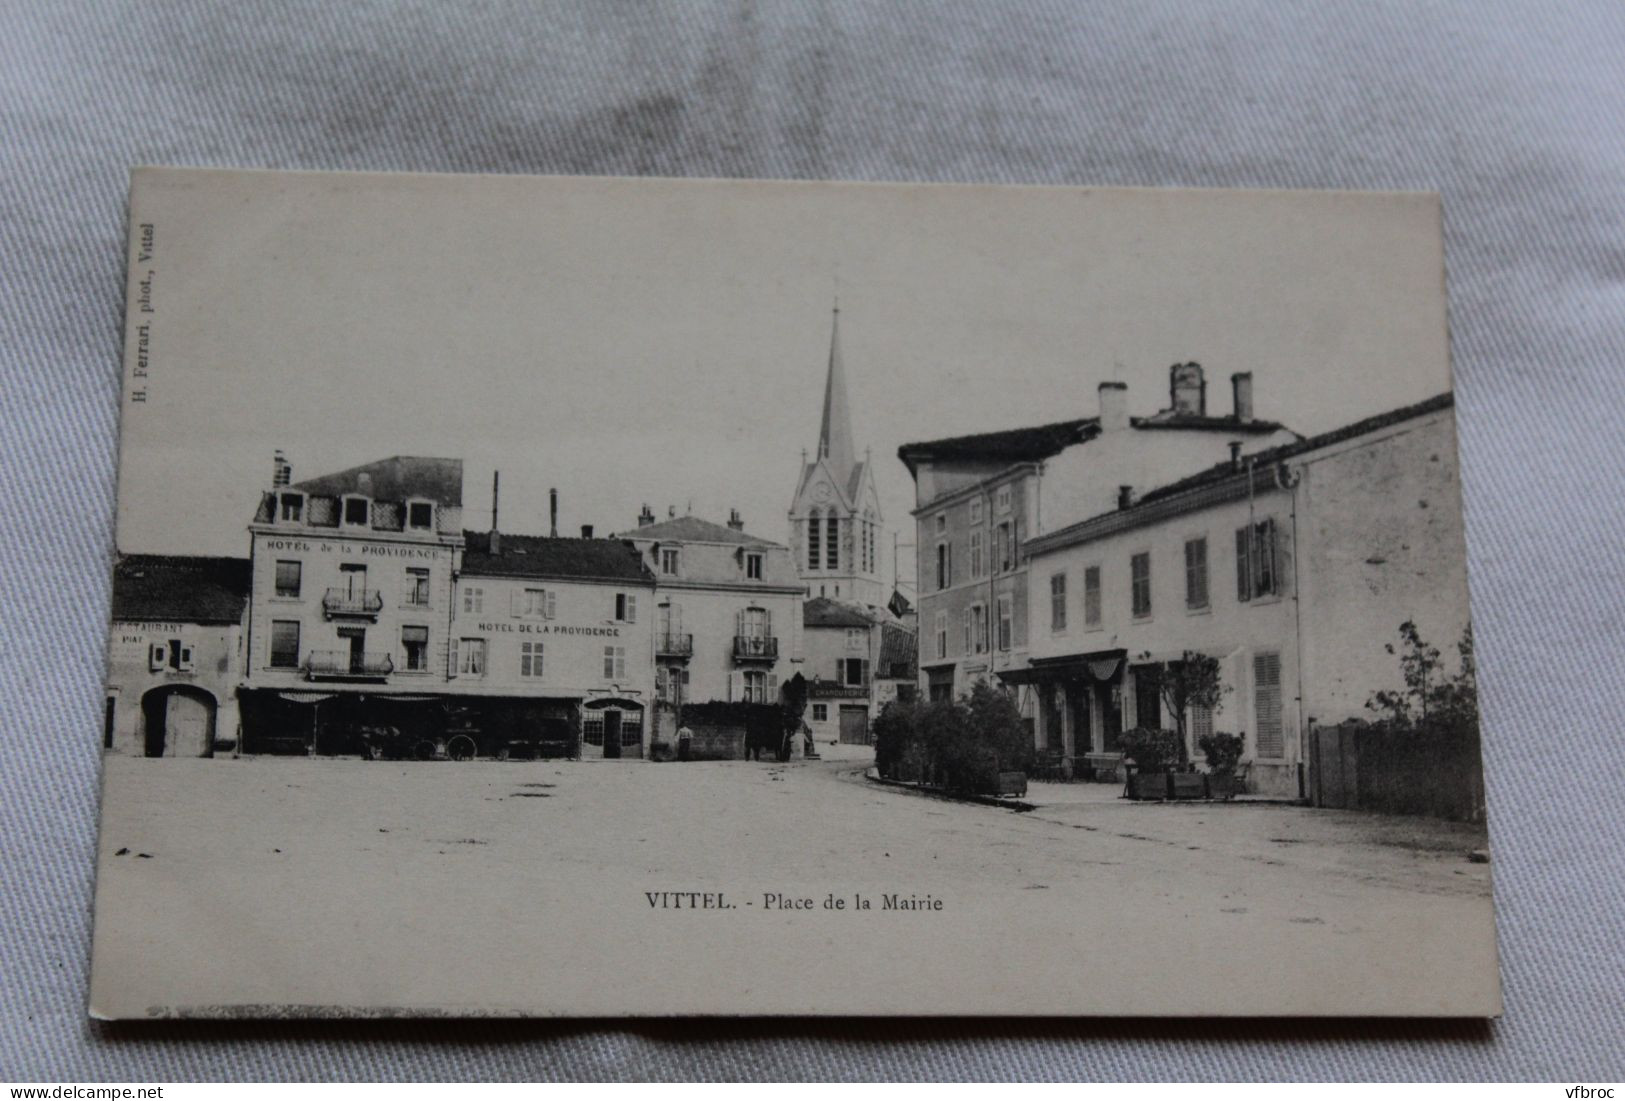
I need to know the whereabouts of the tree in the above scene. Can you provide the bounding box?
[1368,621,1477,738]
[1137,650,1229,763]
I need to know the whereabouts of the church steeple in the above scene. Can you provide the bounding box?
[818,303,857,484]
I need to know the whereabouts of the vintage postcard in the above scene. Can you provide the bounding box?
[89,168,1499,1018]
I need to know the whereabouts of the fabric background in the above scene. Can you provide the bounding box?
[2,0,1622,1082]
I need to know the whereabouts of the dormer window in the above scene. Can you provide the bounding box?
[407,501,434,530]
[660,547,680,576]
[745,552,763,580]
[343,496,370,527]
[278,492,304,523]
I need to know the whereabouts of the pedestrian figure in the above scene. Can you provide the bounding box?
[676,723,692,762]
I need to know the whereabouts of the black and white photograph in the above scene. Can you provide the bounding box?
[88,168,1497,1019]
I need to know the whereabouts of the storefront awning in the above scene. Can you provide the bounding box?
[997,648,1127,685]
[276,691,336,704]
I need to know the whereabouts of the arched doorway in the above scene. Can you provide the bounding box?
[141,686,217,758]
[581,698,645,760]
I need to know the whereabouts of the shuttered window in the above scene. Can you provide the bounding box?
[1254,651,1283,758]
[1130,552,1152,618]
[1184,537,1209,609]
[1084,566,1101,627]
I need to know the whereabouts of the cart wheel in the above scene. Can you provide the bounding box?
[447,735,476,762]
[495,745,510,761]
[414,740,437,761]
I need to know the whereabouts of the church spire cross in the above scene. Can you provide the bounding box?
[818,302,857,481]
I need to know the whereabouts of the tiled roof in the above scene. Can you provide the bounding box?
[462,530,654,583]
[896,413,1289,475]
[1137,393,1455,507]
[293,456,462,507]
[877,622,918,680]
[111,554,251,625]
[803,597,877,628]
[614,515,783,547]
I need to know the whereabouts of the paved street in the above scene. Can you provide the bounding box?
[90,752,1498,1018]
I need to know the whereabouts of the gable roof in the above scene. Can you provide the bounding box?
[615,515,783,548]
[293,456,462,507]
[896,413,1290,476]
[462,531,654,584]
[111,554,251,625]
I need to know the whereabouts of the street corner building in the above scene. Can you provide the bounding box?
[105,553,251,757]
[899,365,1296,711]
[229,453,657,760]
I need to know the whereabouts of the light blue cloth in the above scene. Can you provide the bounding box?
[3,0,1623,1082]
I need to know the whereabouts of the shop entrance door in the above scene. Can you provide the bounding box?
[603,710,622,759]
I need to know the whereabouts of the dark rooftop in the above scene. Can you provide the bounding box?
[111,554,251,625]
[293,456,462,507]
[897,413,1288,475]
[461,530,654,584]
[804,596,878,628]
[615,514,782,547]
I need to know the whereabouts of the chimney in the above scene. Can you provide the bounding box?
[638,503,655,527]
[1099,381,1129,431]
[1117,485,1134,510]
[727,508,744,532]
[1229,441,1243,470]
[272,450,292,487]
[1232,372,1254,423]
[489,471,501,555]
[549,487,559,538]
[1170,362,1206,415]
[581,524,594,539]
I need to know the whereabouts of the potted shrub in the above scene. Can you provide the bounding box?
[1199,731,1246,799]
[1119,726,1182,800]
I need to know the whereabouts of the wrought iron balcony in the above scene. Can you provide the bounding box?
[656,632,693,658]
[322,588,384,618]
[305,650,394,680]
[733,635,779,661]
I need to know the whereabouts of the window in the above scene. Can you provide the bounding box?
[269,621,300,668]
[1190,699,1214,745]
[996,485,1011,513]
[742,669,769,703]
[1131,552,1152,618]
[516,587,554,619]
[1134,666,1161,730]
[935,512,947,535]
[969,498,983,525]
[972,603,987,654]
[826,516,839,569]
[1236,518,1281,601]
[934,611,947,660]
[997,595,1012,651]
[936,541,952,590]
[343,496,369,526]
[603,645,627,681]
[151,638,196,672]
[405,568,431,606]
[745,552,763,580]
[969,528,984,578]
[278,493,303,522]
[615,593,637,622]
[846,627,865,650]
[807,516,820,570]
[1254,651,1283,757]
[997,521,1014,572]
[408,501,433,530]
[840,657,867,687]
[1084,565,1102,627]
[660,547,680,576]
[454,638,487,677]
[1050,572,1067,631]
[520,640,544,678]
[811,703,828,722]
[1185,537,1209,610]
[462,586,484,615]
[402,625,429,671]
[962,608,973,654]
[274,560,302,598]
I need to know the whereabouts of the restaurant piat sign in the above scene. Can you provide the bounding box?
[475,622,622,637]
[261,538,441,559]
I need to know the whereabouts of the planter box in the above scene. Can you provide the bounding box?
[1125,771,1170,800]
[1169,773,1206,801]
[1205,773,1242,801]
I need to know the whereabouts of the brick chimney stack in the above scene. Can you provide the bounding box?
[727,508,744,531]
[1232,372,1255,423]
[637,503,655,527]
[1099,381,1129,431]
[272,450,292,487]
